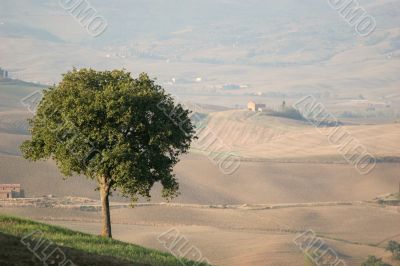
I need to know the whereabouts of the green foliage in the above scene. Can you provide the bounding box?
[362,256,392,266]
[0,214,209,266]
[386,240,400,260]
[20,69,196,202]
[304,252,317,266]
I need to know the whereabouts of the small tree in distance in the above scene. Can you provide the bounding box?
[362,256,392,266]
[386,240,400,260]
[21,69,196,238]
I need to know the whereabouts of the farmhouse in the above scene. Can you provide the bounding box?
[247,101,266,112]
[0,184,25,199]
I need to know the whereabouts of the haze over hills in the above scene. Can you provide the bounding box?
[1,0,400,104]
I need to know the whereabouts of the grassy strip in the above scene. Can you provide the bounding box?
[0,214,209,266]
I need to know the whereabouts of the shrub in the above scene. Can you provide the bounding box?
[362,256,391,266]
[386,240,400,260]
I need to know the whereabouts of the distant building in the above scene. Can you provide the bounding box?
[0,184,25,199]
[0,67,8,79]
[247,101,266,112]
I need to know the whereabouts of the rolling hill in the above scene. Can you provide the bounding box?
[193,109,400,160]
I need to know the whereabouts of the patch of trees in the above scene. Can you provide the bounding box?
[362,240,400,266]
[387,241,400,260]
[270,107,305,121]
[362,256,391,266]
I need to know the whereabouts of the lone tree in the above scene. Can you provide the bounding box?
[21,69,195,238]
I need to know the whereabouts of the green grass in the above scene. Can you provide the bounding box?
[0,214,210,266]
[304,252,316,266]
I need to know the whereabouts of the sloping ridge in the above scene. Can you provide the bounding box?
[193,110,400,160]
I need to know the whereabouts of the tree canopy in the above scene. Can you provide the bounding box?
[21,69,196,237]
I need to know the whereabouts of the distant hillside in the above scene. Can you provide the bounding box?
[0,0,399,99]
[0,22,64,43]
[193,109,400,160]
[0,78,45,110]
[0,79,46,136]
[0,214,208,266]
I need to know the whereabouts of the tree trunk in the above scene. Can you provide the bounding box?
[99,176,112,238]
